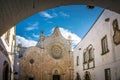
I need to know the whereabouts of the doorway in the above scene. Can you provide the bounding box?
[53,75,60,80]
[84,71,91,80]
[3,61,9,80]
[85,74,90,80]
[29,77,34,80]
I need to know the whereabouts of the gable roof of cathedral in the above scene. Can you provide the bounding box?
[51,27,64,39]
[36,27,68,48]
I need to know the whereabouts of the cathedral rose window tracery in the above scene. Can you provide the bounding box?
[51,45,63,59]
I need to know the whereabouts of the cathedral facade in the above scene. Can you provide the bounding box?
[19,27,74,80]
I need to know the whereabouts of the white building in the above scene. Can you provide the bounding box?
[0,26,16,80]
[74,9,120,80]
[13,44,28,80]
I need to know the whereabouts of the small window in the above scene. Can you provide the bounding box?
[101,35,109,55]
[77,56,79,66]
[105,68,111,80]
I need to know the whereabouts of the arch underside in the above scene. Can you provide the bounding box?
[0,0,120,36]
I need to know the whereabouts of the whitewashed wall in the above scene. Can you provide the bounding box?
[74,9,120,80]
[1,26,16,80]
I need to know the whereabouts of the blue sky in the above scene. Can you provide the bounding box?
[16,5,103,47]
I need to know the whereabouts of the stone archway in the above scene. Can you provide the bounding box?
[50,66,64,80]
[0,0,120,36]
[28,77,34,80]
[53,70,61,80]
[2,61,9,80]
[28,74,35,80]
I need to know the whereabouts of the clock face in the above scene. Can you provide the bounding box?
[51,45,63,59]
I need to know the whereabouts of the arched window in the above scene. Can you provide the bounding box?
[88,45,94,61]
[83,50,87,64]
[83,45,95,69]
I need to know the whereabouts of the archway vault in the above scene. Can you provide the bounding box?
[0,0,120,36]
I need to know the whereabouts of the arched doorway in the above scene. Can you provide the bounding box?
[84,71,91,80]
[28,77,34,80]
[28,74,34,80]
[51,67,64,80]
[2,61,9,80]
[53,70,60,80]
[75,72,81,80]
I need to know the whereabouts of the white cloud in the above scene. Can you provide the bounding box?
[52,27,81,48]
[16,35,37,47]
[59,28,81,46]
[32,33,39,38]
[26,22,39,31]
[39,12,53,18]
[59,12,70,17]
[39,11,70,19]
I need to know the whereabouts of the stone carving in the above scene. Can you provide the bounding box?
[54,70,58,75]
[113,19,120,45]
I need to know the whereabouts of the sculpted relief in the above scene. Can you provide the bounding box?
[113,19,120,45]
